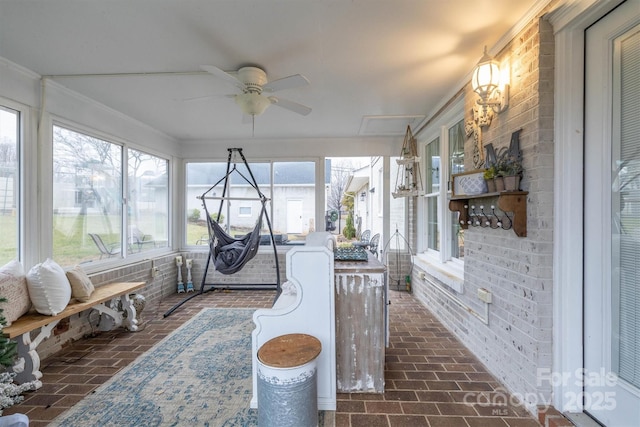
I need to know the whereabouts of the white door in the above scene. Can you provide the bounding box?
[584,2,640,426]
[286,199,303,234]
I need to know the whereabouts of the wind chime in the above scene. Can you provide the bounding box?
[393,125,423,198]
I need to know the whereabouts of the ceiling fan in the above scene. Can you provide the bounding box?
[201,65,312,117]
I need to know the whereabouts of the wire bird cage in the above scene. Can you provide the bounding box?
[382,227,414,292]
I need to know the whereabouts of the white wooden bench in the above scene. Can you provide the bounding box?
[251,243,336,411]
[1,281,145,389]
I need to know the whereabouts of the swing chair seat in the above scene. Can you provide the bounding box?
[210,217,262,275]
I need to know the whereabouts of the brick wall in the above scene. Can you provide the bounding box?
[410,13,556,415]
[38,249,286,360]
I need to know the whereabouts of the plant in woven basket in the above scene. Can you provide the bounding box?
[0,297,37,415]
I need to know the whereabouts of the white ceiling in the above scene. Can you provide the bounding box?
[0,0,542,146]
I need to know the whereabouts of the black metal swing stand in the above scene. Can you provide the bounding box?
[164,148,281,318]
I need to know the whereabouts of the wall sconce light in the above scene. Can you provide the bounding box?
[360,191,366,201]
[471,46,510,126]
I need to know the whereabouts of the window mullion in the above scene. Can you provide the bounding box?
[122,146,128,258]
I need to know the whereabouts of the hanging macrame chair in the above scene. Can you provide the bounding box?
[204,200,265,275]
[163,148,281,318]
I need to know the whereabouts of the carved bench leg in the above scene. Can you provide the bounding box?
[120,293,139,331]
[91,296,139,331]
[12,321,59,389]
[91,301,124,331]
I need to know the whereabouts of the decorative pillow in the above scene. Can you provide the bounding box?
[0,260,31,326]
[66,265,95,302]
[26,258,72,316]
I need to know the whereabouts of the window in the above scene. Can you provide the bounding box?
[53,125,168,265]
[272,162,316,240]
[127,149,168,253]
[424,139,440,251]
[185,160,316,245]
[0,106,20,265]
[53,126,123,265]
[420,116,465,264]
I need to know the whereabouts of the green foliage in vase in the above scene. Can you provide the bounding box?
[495,147,523,177]
[483,165,497,180]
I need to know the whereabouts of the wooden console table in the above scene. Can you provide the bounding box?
[334,254,387,393]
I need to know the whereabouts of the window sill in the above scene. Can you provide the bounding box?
[414,255,464,293]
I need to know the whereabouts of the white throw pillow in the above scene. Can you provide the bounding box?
[26,258,72,316]
[66,265,95,302]
[0,260,31,326]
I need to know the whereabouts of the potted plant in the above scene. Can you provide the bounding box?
[0,298,37,418]
[497,155,523,192]
[483,165,497,193]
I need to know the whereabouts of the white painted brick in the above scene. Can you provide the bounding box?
[410,11,557,417]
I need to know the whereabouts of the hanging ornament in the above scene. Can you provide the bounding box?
[393,126,424,198]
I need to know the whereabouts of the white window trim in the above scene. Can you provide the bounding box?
[416,97,464,283]
[0,98,33,265]
[548,0,627,414]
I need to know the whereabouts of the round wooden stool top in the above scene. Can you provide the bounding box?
[258,333,322,368]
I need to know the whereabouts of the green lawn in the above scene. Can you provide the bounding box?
[0,215,17,266]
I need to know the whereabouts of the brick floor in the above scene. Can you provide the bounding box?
[5,289,545,426]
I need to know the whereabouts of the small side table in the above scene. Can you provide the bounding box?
[257,333,322,427]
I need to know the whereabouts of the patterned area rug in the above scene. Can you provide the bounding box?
[50,308,333,427]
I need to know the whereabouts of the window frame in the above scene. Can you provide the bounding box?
[416,99,465,285]
[184,158,319,248]
[50,119,171,269]
[126,147,170,255]
[0,99,29,265]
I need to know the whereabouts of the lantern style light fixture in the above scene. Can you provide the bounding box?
[472,46,509,117]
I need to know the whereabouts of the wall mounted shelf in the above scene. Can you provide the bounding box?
[448,191,528,237]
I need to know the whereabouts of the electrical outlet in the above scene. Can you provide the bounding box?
[477,288,492,303]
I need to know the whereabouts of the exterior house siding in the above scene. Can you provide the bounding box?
[411,12,556,415]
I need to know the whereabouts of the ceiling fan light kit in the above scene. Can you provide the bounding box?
[235,92,271,116]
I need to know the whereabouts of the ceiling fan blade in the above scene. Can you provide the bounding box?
[182,93,235,102]
[268,96,312,116]
[182,95,214,102]
[263,74,310,93]
[200,65,244,90]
